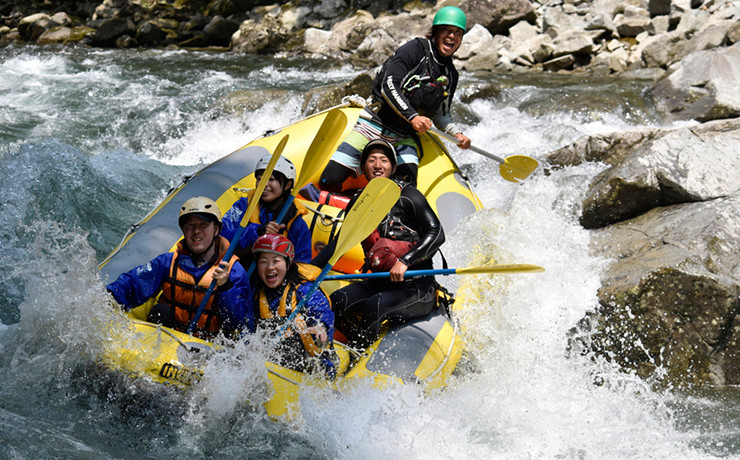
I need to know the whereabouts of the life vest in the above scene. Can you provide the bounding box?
[361,180,419,272]
[317,189,350,209]
[160,236,238,336]
[399,38,452,117]
[371,37,452,119]
[256,263,328,357]
[244,189,309,232]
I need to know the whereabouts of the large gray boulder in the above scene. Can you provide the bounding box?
[557,118,740,386]
[350,28,399,68]
[586,196,740,385]
[566,119,740,229]
[646,42,740,122]
[461,0,537,37]
[231,16,291,54]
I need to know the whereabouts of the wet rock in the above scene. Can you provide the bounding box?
[575,118,740,229]
[646,42,740,122]
[203,15,238,47]
[588,197,740,385]
[37,26,72,44]
[301,72,374,114]
[18,13,59,41]
[91,17,136,47]
[135,21,164,46]
[554,114,740,387]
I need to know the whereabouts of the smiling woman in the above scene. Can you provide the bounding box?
[221,153,313,265]
[250,233,336,376]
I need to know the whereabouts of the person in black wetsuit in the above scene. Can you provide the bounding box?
[319,6,471,192]
[314,139,445,347]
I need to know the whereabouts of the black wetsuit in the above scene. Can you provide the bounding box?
[314,180,445,346]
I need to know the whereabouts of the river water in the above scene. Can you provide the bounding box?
[1,44,738,459]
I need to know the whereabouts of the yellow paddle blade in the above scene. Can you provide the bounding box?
[329,177,400,265]
[238,134,289,227]
[499,155,539,183]
[294,109,348,191]
[456,264,545,275]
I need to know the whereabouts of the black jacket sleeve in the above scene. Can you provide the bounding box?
[395,185,445,268]
[376,39,426,125]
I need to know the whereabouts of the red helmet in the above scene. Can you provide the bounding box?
[252,234,295,263]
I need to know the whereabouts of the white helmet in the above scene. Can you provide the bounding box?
[178,196,222,228]
[255,154,296,184]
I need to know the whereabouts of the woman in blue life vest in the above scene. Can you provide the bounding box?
[251,234,337,377]
[106,196,253,338]
[314,139,445,348]
[319,6,471,192]
[221,154,313,264]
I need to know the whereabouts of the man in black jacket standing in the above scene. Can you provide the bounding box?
[319,6,471,192]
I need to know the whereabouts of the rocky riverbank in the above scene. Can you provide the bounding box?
[1,0,737,76]
[3,0,740,389]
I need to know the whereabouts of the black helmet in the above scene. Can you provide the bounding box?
[360,139,397,168]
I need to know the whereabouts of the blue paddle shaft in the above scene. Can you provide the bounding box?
[324,268,453,281]
[274,194,296,226]
[244,193,297,280]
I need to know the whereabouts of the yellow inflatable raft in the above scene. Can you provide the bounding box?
[97,105,482,419]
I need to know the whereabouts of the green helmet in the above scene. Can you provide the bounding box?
[433,6,467,32]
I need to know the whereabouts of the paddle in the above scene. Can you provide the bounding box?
[273,177,401,339]
[430,127,539,183]
[244,108,348,279]
[324,263,545,281]
[185,134,289,335]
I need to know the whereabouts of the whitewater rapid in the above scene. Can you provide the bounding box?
[0,45,725,458]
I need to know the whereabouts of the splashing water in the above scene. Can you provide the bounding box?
[0,45,732,458]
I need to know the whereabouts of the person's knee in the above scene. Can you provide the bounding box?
[319,160,354,193]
